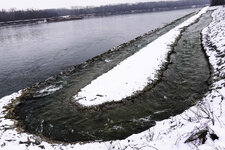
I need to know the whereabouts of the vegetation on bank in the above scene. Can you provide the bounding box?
[210,0,225,6]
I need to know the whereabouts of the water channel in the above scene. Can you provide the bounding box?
[12,10,212,142]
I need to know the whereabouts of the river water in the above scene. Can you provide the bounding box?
[0,8,199,98]
[12,9,212,142]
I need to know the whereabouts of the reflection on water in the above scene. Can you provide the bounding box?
[0,8,199,98]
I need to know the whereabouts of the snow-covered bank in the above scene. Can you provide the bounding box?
[73,7,209,107]
[1,6,225,150]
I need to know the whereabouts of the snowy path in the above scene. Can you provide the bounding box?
[74,7,209,107]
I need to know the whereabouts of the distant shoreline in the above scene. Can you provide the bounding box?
[0,5,207,26]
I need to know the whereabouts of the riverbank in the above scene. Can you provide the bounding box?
[0,16,83,26]
[0,6,224,150]
[0,6,204,27]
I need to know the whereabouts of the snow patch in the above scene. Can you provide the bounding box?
[74,7,209,107]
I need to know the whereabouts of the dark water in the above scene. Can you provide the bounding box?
[14,11,212,142]
[0,8,199,98]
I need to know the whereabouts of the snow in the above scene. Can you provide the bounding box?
[37,85,63,95]
[1,6,225,150]
[73,7,209,107]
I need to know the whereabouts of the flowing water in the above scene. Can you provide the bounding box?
[0,8,199,98]
[13,11,212,142]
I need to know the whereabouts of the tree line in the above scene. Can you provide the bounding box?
[210,0,225,6]
[0,0,210,22]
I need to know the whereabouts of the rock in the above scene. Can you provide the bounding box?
[210,133,219,140]
[33,136,42,145]
[39,145,45,149]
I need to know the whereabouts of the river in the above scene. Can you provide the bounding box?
[0,8,199,98]
[10,8,212,142]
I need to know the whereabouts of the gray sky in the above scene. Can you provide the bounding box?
[0,0,177,10]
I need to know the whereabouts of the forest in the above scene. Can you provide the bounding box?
[0,0,210,22]
[210,0,225,6]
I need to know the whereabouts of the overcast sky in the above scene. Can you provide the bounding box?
[0,0,177,10]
